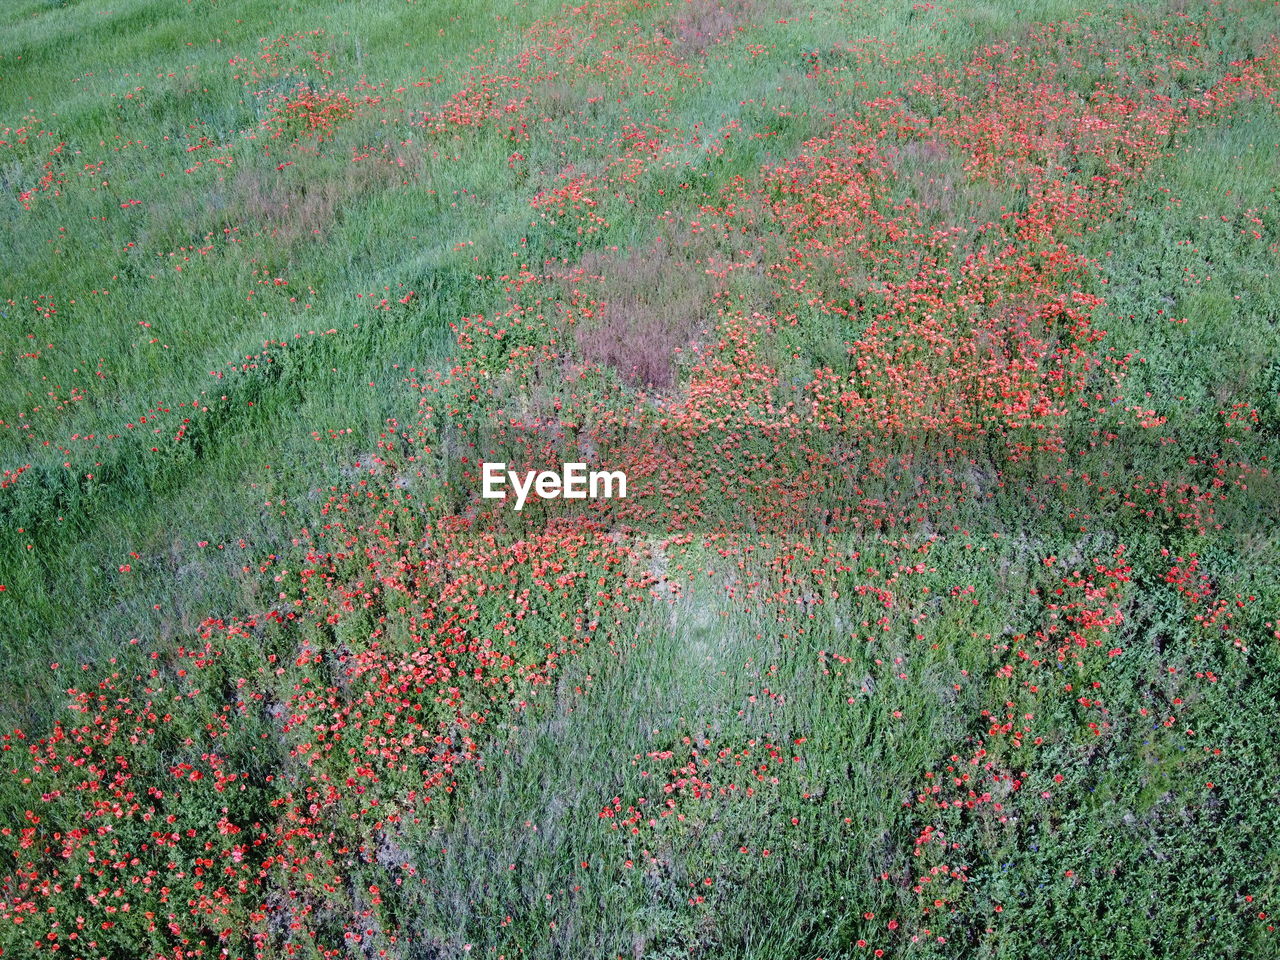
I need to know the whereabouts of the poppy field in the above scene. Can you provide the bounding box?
[1,0,1278,957]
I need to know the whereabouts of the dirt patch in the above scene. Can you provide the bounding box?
[572,237,715,390]
[213,147,420,245]
[659,0,789,59]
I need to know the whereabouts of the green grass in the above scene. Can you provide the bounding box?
[1,0,1278,956]
[0,0,586,696]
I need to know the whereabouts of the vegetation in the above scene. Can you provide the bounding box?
[1,0,1277,957]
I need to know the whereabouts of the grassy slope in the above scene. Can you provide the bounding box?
[0,0,569,698]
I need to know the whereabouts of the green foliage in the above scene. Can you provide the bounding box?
[1,0,1278,957]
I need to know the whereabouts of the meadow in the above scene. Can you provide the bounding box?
[1,0,1278,957]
